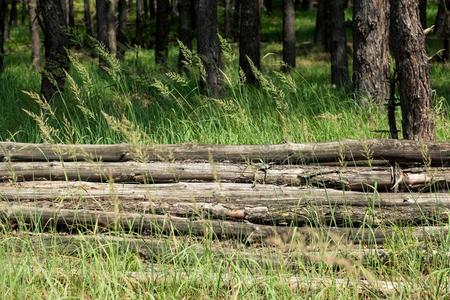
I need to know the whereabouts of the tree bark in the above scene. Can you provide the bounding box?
[9,0,18,27]
[224,0,233,38]
[390,0,435,142]
[143,0,149,19]
[84,0,94,36]
[314,0,330,51]
[135,0,143,45]
[60,0,70,25]
[419,0,427,29]
[239,0,260,84]
[329,0,349,87]
[177,0,195,70]
[68,0,75,27]
[196,0,223,96]
[96,0,117,65]
[282,0,296,72]
[232,0,240,41]
[150,0,156,19]
[155,0,169,65]
[38,0,70,100]
[21,0,26,25]
[434,0,450,62]
[117,0,128,59]
[0,0,6,72]
[29,0,41,70]
[352,0,390,103]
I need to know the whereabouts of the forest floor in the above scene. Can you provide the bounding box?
[0,4,449,299]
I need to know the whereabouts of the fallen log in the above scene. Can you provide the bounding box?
[2,181,450,225]
[1,139,450,164]
[1,162,450,191]
[0,202,448,243]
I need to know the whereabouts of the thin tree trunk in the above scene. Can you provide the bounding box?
[29,0,40,70]
[84,0,94,36]
[177,0,194,70]
[9,0,18,27]
[68,0,75,27]
[155,0,169,65]
[239,0,260,84]
[352,0,390,103]
[390,0,435,141]
[0,0,6,72]
[282,0,296,72]
[224,0,233,38]
[329,0,349,87]
[314,0,330,51]
[419,0,427,29]
[135,0,143,44]
[38,0,71,100]
[117,0,128,59]
[196,0,222,96]
[21,0,27,25]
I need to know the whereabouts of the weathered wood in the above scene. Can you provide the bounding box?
[0,204,447,243]
[2,139,450,164]
[2,162,450,191]
[2,182,450,225]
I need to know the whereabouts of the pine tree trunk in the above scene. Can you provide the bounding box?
[68,0,75,27]
[0,0,6,72]
[419,0,427,29]
[196,0,223,96]
[314,0,330,51]
[155,0,169,65]
[29,0,41,70]
[117,0,128,59]
[60,0,70,25]
[96,0,117,64]
[135,0,143,44]
[282,0,296,71]
[352,0,390,103]
[232,0,240,41]
[84,0,94,36]
[434,0,450,62]
[390,0,435,142]
[224,0,233,38]
[239,0,260,84]
[177,0,194,70]
[9,0,18,27]
[329,0,349,87]
[38,0,70,100]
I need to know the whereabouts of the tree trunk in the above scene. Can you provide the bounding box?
[96,0,117,65]
[177,0,194,70]
[196,0,223,96]
[9,0,18,27]
[282,0,296,72]
[224,0,233,38]
[352,0,390,103]
[84,0,94,36]
[21,0,26,25]
[68,0,75,27]
[143,0,149,19]
[301,0,312,10]
[0,0,6,72]
[329,0,349,87]
[60,0,70,25]
[264,0,272,15]
[239,0,260,85]
[419,0,427,29]
[117,0,128,59]
[434,0,450,62]
[29,0,41,70]
[155,0,169,65]
[232,0,241,41]
[135,0,143,44]
[38,0,71,100]
[390,0,435,142]
[150,0,156,19]
[314,0,330,51]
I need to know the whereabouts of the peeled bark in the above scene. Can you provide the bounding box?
[352,0,390,103]
[177,0,195,70]
[282,0,296,72]
[329,0,349,87]
[29,0,41,70]
[314,0,330,51]
[155,0,169,65]
[117,0,128,59]
[38,0,71,100]
[0,0,6,71]
[390,0,435,142]
[84,0,94,36]
[196,0,223,96]
[239,0,260,84]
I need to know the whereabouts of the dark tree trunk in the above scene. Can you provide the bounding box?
[150,0,156,19]
[301,0,312,10]
[96,0,117,65]
[352,0,390,103]
[9,0,18,27]
[29,0,41,69]
[390,0,435,141]
[84,0,94,36]
[232,0,240,41]
[135,0,143,44]
[419,0,427,29]
[68,0,75,27]
[264,0,272,15]
[329,0,349,87]
[0,0,6,72]
[224,0,233,38]
[177,0,194,70]
[143,0,149,19]
[239,0,260,84]
[196,0,223,96]
[21,0,26,25]
[60,0,69,25]
[314,0,330,51]
[38,0,71,100]
[155,0,169,65]
[435,0,450,62]
[117,0,128,59]
[282,0,296,71]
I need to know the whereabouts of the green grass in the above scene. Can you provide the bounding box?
[0,3,450,299]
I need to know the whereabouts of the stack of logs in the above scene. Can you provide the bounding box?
[1,139,450,243]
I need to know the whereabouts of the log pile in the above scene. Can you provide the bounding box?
[1,139,450,243]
